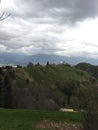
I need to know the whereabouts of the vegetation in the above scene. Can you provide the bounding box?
[0,108,83,130]
[0,0,98,128]
[0,62,98,129]
[0,63,93,110]
[75,62,98,130]
[75,62,98,79]
[83,85,98,130]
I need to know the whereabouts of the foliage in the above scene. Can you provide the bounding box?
[0,63,95,110]
[83,85,98,130]
[0,62,97,130]
[75,62,98,79]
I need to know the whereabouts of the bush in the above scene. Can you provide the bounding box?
[83,85,98,130]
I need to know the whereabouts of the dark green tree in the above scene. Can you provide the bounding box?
[0,74,3,107]
[3,72,13,108]
[59,80,76,106]
[83,85,98,130]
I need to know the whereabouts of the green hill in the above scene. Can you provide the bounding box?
[75,62,98,79]
[16,64,90,83]
[0,63,95,110]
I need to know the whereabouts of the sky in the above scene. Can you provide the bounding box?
[0,0,98,58]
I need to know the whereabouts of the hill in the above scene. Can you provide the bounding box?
[0,63,94,110]
[75,62,98,79]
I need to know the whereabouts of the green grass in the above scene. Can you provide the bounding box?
[24,64,90,84]
[0,108,84,130]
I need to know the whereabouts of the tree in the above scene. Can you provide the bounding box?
[58,80,76,106]
[3,70,13,108]
[0,73,3,107]
[46,61,49,68]
[0,0,10,21]
[83,85,98,130]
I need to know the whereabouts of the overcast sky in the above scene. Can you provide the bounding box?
[0,0,98,58]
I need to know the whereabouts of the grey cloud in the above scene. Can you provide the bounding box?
[0,0,98,58]
[14,0,98,23]
[0,32,13,41]
[0,22,60,51]
[41,0,98,21]
[83,43,98,47]
[12,0,43,19]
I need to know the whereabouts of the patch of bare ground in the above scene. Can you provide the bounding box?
[36,119,83,130]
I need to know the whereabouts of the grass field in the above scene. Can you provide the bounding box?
[0,108,84,130]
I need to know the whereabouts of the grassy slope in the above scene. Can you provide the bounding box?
[13,64,92,111]
[0,109,84,130]
[16,64,90,84]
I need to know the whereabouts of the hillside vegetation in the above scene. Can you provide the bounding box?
[0,62,98,130]
[0,63,95,110]
[75,62,98,79]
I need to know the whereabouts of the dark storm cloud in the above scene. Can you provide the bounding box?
[38,0,98,22]
[14,0,98,23]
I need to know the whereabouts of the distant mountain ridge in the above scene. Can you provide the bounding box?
[23,54,98,65]
[0,53,25,65]
[0,53,98,65]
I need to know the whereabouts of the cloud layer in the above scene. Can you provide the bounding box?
[0,0,98,58]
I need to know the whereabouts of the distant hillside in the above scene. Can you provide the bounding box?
[23,54,98,65]
[75,62,98,79]
[0,53,98,65]
[0,53,25,65]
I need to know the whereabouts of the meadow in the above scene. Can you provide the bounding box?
[0,108,84,130]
